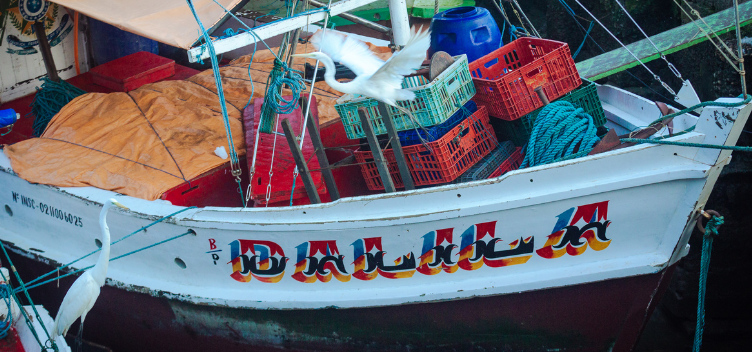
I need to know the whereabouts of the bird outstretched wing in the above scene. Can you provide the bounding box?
[369,27,430,92]
[310,30,385,76]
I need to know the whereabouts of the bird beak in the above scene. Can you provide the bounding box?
[113,201,129,210]
[291,53,314,58]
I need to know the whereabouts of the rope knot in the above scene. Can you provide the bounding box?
[705,215,724,237]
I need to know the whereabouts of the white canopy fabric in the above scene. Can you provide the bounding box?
[51,0,243,49]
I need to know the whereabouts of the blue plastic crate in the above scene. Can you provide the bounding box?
[398,101,477,146]
[457,141,516,183]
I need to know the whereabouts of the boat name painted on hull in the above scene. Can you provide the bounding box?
[11,191,83,227]
[220,201,612,283]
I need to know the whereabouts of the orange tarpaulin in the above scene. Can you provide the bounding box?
[3,40,392,200]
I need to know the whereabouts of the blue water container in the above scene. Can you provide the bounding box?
[429,7,502,63]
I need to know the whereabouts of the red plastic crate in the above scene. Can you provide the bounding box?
[355,106,497,190]
[89,51,175,92]
[243,95,326,206]
[468,38,581,121]
[488,147,524,178]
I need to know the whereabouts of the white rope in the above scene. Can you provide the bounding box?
[264,0,305,207]
[298,0,334,150]
[572,0,677,96]
[672,0,741,73]
[286,0,334,198]
[612,0,685,82]
[511,0,541,38]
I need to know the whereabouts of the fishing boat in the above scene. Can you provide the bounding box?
[0,0,750,351]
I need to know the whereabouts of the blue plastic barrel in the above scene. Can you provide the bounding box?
[429,7,502,63]
[89,18,158,65]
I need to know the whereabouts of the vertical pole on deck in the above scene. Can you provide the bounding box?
[33,21,59,82]
[388,0,411,48]
[282,119,321,204]
[358,107,396,193]
[301,97,340,201]
[378,103,414,190]
[733,0,747,98]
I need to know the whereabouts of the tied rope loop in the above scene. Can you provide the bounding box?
[259,59,306,133]
[521,101,600,168]
[0,284,12,339]
[693,210,724,352]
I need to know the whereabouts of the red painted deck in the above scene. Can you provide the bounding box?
[0,328,24,352]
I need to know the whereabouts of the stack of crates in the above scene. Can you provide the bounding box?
[464,37,605,177]
[493,79,606,147]
[338,55,504,190]
[354,104,498,190]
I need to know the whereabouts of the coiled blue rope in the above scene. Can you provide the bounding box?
[0,284,11,339]
[693,213,724,352]
[521,101,600,168]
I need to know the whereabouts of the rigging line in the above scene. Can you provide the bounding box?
[183,79,244,112]
[557,0,676,102]
[572,0,677,96]
[40,137,185,180]
[572,21,594,59]
[612,0,685,81]
[125,93,188,182]
[20,206,197,289]
[672,0,741,72]
[680,0,739,58]
[510,0,541,37]
[15,230,196,293]
[187,0,241,172]
[220,66,341,98]
[288,0,334,200]
[0,249,58,352]
[209,0,279,59]
[299,0,334,151]
[264,0,301,208]
[492,0,518,38]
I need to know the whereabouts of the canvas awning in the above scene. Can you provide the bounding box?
[50,0,243,49]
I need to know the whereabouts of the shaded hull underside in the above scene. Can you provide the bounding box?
[7,249,674,352]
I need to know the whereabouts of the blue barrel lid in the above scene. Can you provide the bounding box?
[429,6,502,63]
[435,6,489,20]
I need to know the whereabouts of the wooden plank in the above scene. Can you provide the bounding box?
[187,0,381,62]
[577,1,752,80]
[378,102,414,190]
[281,118,322,204]
[301,97,340,201]
[358,107,396,193]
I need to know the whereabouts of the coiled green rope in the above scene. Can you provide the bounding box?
[259,58,306,134]
[29,78,86,137]
[521,101,601,168]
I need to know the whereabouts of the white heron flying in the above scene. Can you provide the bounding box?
[52,198,127,345]
[293,27,430,107]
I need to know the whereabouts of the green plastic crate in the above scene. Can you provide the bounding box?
[335,54,476,140]
[494,79,605,147]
